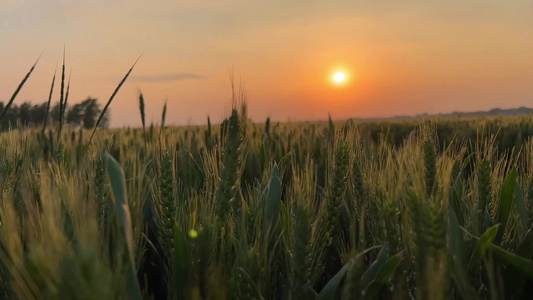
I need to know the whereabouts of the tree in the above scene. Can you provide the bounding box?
[0,102,4,130]
[67,103,84,126]
[0,97,111,131]
[100,108,110,128]
[30,103,47,125]
[50,102,61,124]
[1,104,19,130]
[19,102,32,126]
[63,97,108,129]
[81,98,98,129]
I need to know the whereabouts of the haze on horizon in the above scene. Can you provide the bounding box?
[1,0,532,127]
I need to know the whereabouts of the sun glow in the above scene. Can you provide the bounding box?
[331,70,349,86]
[333,72,346,83]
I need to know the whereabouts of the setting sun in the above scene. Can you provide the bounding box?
[333,72,346,83]
[331,70,350,86]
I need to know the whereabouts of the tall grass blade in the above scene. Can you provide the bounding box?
[170,223,200,300]
[363,251,404,299]
[89,55,142,144]
[513,184,529,230]
[359,244,389,288]
[448,209,477,299]
[58,71,71,139]
[42,65,57,133]
[517,228,533,259]
[58,49,66,139]
[105,153,142,300]
[490,244,533,277]
[477,159,492,235]
[495,168,516,244]
[316,260,350,300]
[263,163,281,235]
[0,56,40,122]
[468,225,499,270]
[138,92,147,151]
[318,246,380,300]
[161,100,167,128]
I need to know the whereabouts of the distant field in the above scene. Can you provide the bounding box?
[0,110,532,299]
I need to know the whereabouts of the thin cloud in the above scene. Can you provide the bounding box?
[131,73,206,82]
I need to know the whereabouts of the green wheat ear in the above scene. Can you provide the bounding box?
[426,203,446,257]
[352,156,365,218]
[95,152,110,232]
[205,116,213,151]
[159,150,176,259]
[161,100,168,128]
[290,204,314,300]
[382,198,400,254]
[423,138,436,197]
[326,141,350,241]
[328,113,335,145]
[406,190,425,274]
[423,202,448,299]
[215,109,243,219]
[265,117,270,135]
[138,92,147,151]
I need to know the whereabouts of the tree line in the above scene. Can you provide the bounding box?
[0,97,109,131]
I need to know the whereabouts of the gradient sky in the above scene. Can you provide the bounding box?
[1,0,532,127]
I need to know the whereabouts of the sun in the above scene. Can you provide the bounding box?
[333,72,346,83]
[328,68,352,87]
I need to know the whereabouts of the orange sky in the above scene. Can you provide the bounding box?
[1,0,532,127]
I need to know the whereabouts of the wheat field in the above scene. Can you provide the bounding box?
[0,62,532,300]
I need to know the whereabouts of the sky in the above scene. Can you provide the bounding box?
[0,0,532,127]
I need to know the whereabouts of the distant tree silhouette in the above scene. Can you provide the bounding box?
[30,103,47,125]
[67,103,84,126]
[0,102,3,129]
[81,98,99,129]
[50,102,61,124]
[100,108,110,128]
[19,102,32,126]
[0,103,19,130]
[0,97,109,131]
